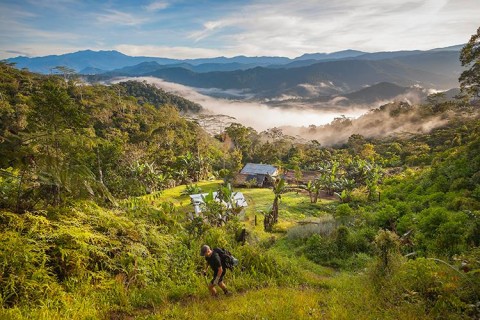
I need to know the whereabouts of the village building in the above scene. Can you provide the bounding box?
[233,163,278,187]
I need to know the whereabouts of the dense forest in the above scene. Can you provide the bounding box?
[0,28,480,319]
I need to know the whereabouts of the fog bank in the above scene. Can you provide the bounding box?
[117,77,367,131]
[113,77,454,146]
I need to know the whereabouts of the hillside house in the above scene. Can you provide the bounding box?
[233,163,278,187]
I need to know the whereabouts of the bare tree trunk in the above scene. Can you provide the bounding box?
[15,167,26,213]
[96,149,104,185]
[272,196,279,223]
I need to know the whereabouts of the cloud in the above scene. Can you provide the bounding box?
[114,44,226,59]
[4,49,28,55]
[281,104,451,146]
[188,0,477,57]
[110,76,461,145]
[115,77,367,131]
[95,9,149,26]
[144,1,169,12]
[189,19,237,42]
[0,44,104,59]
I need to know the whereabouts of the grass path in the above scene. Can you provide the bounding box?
[142,286,331,320]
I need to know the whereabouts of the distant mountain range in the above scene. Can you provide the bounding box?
[5,45,464,100]
[104,51,460,98]
[6,45,462,74]
[6,50,292,74]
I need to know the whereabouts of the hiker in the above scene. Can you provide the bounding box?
[200,244,231,296]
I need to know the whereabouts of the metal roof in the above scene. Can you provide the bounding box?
[240,163,278,175]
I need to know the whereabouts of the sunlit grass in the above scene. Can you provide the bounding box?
[151,287,331,320]
[149,180,224,212]
[147,181,335,225]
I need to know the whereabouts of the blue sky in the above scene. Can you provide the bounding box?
[1,0,479,59]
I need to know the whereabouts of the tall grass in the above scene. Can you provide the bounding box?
[286,215,337,240]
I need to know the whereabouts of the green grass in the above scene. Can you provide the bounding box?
[148,287,331,320]
[150,181,333,220]
[147,180,224,213]
[172,184,337,233]
[147,181,334,235]
[240,188,333,221]
[133,273,432,320]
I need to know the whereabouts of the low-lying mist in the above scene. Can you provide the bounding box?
[280,106,450,146]
[114,77,452,146]
[115,77,367,131]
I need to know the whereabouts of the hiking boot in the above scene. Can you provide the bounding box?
[223,290,232,296]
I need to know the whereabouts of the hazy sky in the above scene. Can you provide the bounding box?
[1,0,479,59]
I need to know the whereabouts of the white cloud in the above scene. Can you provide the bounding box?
[189,19,237,42]
[188,0,478,57]
[0,44,104,58]
[114,44,227,59]
[95,9,149,26]
[118,77,366,131]
[145,1,169,12]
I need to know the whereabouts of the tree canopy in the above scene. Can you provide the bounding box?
[459,26,480,97]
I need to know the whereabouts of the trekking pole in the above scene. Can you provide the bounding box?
[199,270,208,286]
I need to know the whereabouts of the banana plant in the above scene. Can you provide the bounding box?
[264,176,288,231]
[303,179,322,203]
[334,177,356,203]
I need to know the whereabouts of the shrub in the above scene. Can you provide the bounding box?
[395,258,444,303]
[233,245,299,287]
[347,227,375,254]
[372,230,401,278]
[304,234,337,266]
[374,204,399,229]
[203,227,231,249]
[342,253,373,271]
[181,184,202,196]
[417,207,469,256]
[473,185,480,201]
[394,257,476,318]
[0,229,62,306]
[335,226,350,257]
[335,204,353,224]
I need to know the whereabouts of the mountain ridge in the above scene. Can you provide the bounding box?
[6,44,463,74]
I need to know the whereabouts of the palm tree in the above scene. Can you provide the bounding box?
[38,158,115,206]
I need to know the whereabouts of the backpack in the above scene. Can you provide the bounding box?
[215,248,239,270]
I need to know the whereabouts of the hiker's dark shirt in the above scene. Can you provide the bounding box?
[205,248,224,276]
[205,248,227,285]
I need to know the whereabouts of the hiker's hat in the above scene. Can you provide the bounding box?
[200,245,210,256]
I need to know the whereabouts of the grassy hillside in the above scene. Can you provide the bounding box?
[2,176,478,319]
